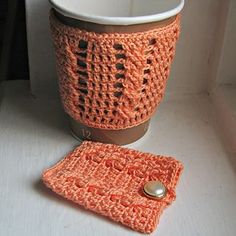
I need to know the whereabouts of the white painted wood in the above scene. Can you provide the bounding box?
[167,0,226,96]
[216,0,236,86]
[207,0,236,155]
[211,85,236,153]
[2,0,235,235]
[0,81,236,236]
[25,0,226,98]
[207,0,230,92]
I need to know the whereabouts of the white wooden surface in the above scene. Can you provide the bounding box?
[0,81,236,236]
[25,0,229,98]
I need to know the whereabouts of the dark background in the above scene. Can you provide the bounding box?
[0,0,29,81]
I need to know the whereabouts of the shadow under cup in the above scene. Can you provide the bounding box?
[49,0,183,145]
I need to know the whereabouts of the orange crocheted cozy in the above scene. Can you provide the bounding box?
[42,141,183,233]
[50,11,180,130]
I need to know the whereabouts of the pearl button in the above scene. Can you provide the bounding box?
[143,181,167,199]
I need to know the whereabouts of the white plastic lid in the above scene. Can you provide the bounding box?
[49,0,184,25]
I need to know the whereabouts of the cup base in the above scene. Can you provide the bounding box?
[69,118,150,145]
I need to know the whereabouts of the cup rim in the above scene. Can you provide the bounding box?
[49,0,184,25]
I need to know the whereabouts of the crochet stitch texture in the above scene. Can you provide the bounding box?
[50,12,180,130]
[42,141,183,233]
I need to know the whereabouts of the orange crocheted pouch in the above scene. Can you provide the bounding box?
[42,141,183,233]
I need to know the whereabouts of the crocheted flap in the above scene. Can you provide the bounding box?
[50,12,180,130]
[42,142,183,233]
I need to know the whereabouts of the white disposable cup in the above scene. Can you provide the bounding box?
[50,0,184,25]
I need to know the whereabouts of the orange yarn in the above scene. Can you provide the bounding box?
[50,12,180,130]
[42,141,183,233]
